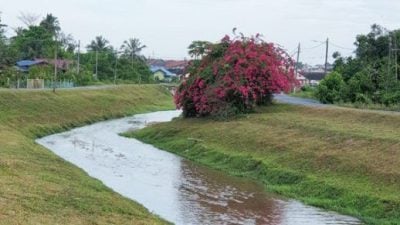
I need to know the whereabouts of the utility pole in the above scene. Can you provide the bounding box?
[53,40,58,93]
[295,43,301,75]
[131,53,141,84]
[294,43,301,93]
[114,51,118,85]
[388,35,392,88]
[324,38,329,74]
[95,49,99,80]
[395,35,398,80]
[131,53,134,79]
[77,40,80,75]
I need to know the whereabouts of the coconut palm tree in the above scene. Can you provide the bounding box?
[120,38,146,59]
[87,36,111,52]
[120,38,147,84]
[86,36,112,79]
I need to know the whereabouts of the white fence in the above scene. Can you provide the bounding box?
[10,79,74,89]
[27,79,45,89]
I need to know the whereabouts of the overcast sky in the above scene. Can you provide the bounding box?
[1,0,400,64]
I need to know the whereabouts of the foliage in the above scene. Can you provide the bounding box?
[0,12,154,87]
[39,13,60,36]
[116,56,152,83]
[381,91,400,106]
[321,24,400,106]
[175,34,296,118]
[86,36,111,52]
[28,64,53,79]
[0,67,19,87]
[120,38,146,59]
[188,41,212,58]
[290,85,317,100]
[10,25,55,59]
[0,14,13,69]
[301,85,314,92]
[316,72,345,104]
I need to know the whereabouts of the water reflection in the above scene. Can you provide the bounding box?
[177,161,284,225]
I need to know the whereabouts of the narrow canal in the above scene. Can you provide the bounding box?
[37,111,361,225]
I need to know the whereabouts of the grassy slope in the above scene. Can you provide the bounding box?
[130,104,400,225]
[0,85,174,225]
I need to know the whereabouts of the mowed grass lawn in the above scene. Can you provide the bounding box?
[130,104,400,225]
[0,85,174,225]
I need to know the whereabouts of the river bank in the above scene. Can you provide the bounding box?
[0,85,173,225]
[37,110,361,225]
[129,104,400,225]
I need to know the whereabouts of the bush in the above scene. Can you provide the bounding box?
[301,85,314,92]
[0,67,19,88]
[355,93,373,104]
[381,91,400,106]
[65,69,93,86]
[175,34,297,118]
[29,65,53,80]
[316,72,345,104]
[346,70,375,102]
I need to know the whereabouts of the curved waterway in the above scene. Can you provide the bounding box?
[37,111,361,225]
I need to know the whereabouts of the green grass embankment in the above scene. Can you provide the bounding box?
[0,85,174,225]
[129,104,400,225]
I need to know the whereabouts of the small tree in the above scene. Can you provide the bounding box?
[175,34,297,118]
[316,72,345,104]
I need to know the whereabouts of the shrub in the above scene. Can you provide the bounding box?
[175,34,297,118]
[316,72,345,104]
[355,93,373,104]
[346,70,375,102]
[381,91,400,106]
[301,85,314,92]
[0,67,19,88]
[29,65,53,80]
[65,69,93,86]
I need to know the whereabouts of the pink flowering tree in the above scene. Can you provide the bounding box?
[175,34,297,118]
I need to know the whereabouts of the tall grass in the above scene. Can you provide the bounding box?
[130,104,400,225]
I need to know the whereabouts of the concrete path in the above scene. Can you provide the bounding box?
[273,94,400,117]
[274,94,327,107]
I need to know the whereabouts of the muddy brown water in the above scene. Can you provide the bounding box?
[37,111,361,225]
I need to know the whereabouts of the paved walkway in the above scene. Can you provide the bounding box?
[274,94,327,107]
[274,94,400,117]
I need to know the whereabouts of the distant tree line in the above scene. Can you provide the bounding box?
[316,24,400,106]
[0,12,153,87]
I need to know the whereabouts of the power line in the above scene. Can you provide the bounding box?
[302,42,325,51]
[330,41,355,51]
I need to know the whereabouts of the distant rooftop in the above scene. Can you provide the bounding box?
[150,66,177,77]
